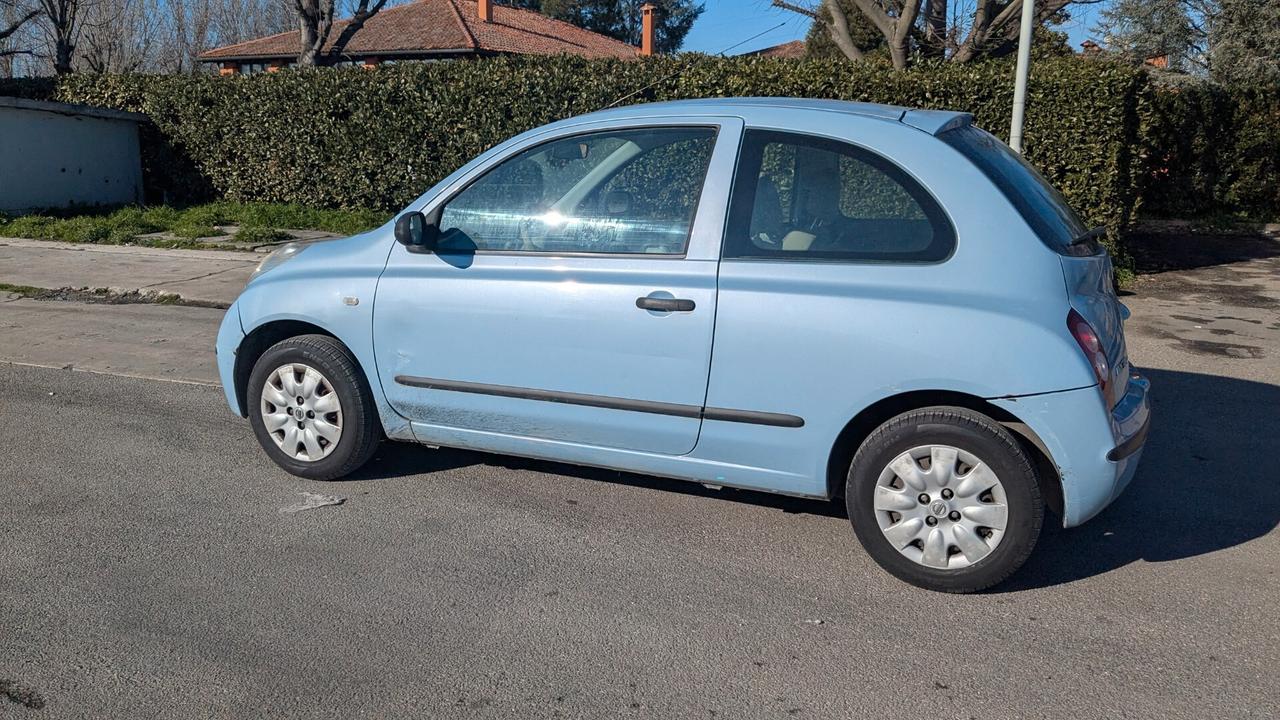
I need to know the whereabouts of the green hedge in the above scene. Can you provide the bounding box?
[7,55,1150,258]
[1140,83,1280,220]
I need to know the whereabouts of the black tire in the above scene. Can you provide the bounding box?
[846,406,1043,593]
[246,334,381,481]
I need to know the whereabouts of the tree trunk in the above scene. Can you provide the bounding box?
[37,0,82,74]
[922,0,947,58]
[848,0,923,70]
[888,39,909,70]
[298,16,319,66]
[53,36,74,74]
[294,0,333,67]
[822,0,864,61]
[323,1,389,64]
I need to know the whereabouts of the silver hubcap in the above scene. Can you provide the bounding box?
[260,363,342,462]
[873,445,1009,570]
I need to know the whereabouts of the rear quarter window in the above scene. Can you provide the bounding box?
[940,125,1095,255]
[723,129,955,263]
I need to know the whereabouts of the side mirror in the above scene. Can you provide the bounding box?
[394,210,439,253]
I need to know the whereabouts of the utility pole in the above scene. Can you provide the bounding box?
[1008,0,1036,153]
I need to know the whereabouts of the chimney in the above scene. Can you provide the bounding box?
[478,0,492,23]
[640,3,657,56]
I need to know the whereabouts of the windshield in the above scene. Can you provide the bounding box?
[940,125,1091,254]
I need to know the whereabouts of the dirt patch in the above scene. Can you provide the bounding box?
[0,283,228,310]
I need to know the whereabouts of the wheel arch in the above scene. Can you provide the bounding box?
[826,390,1064,518]
[233,319,339,418]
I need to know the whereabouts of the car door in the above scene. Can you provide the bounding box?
[698,127,961,494]
[373,119,742,455]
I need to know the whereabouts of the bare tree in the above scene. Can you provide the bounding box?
[0,1,39,55]
[79,0,161,72]
[294,0,389,67]
[158,0,291,74]
[212,0,291,48]
[162,0,214,72]
[775,0,1104,69]
[773,0,869,60]
[948,0,1077,63]
[35,0,85,74]
[0,1,38,77]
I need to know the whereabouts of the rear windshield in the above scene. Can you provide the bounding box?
[940,125,1091,254]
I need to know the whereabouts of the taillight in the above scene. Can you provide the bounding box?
[1068,309,1109,394]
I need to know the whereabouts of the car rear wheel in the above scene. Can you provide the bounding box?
[247,334,380,481]
[846,406,1043,593]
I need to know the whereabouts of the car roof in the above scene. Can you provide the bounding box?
[567,97,972,136]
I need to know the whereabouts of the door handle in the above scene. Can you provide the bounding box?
[636,296,696,312]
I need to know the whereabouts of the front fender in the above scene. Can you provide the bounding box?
[215,301,245,415]
[228,230,411,439]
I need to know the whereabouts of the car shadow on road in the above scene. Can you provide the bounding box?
[999,367,1280,591]
[345,441,481,481]
[347,367,1278,589]
[348,434,848,519]
[1128,228,1280,274]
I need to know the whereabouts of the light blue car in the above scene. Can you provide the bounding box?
[216,99,1150,592]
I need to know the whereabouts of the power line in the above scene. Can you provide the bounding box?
[607,19,798,109]
[717,21,790,56]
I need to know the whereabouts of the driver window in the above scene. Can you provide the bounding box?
[438,127,717,255]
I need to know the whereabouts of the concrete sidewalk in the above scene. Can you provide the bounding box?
[0,237,259,306]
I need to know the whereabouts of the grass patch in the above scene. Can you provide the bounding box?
[0,201,390,249]
[234,226,292,244]
[0,282,50,298]
[171,222,221,239]
[221,203,391,236]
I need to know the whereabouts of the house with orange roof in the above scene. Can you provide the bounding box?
[199,0,653,75]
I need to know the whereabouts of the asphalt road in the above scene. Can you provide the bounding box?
[2,237,1278,719]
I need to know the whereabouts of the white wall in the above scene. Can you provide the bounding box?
[0,102,144,213]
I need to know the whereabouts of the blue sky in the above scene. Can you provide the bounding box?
[682,0,1114,55]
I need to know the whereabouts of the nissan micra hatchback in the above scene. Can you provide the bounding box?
[216,99,1150,592]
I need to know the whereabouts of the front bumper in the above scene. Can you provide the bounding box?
[992,373,1151,528]
[215,302,245,416]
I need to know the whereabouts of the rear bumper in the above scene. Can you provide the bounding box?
[992,373,1151,528]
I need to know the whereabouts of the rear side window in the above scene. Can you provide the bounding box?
[940,125,1093,254]
[722,129,954,263]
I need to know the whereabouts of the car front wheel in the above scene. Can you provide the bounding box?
[847,406,1044,593]
[247,334,381,481]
